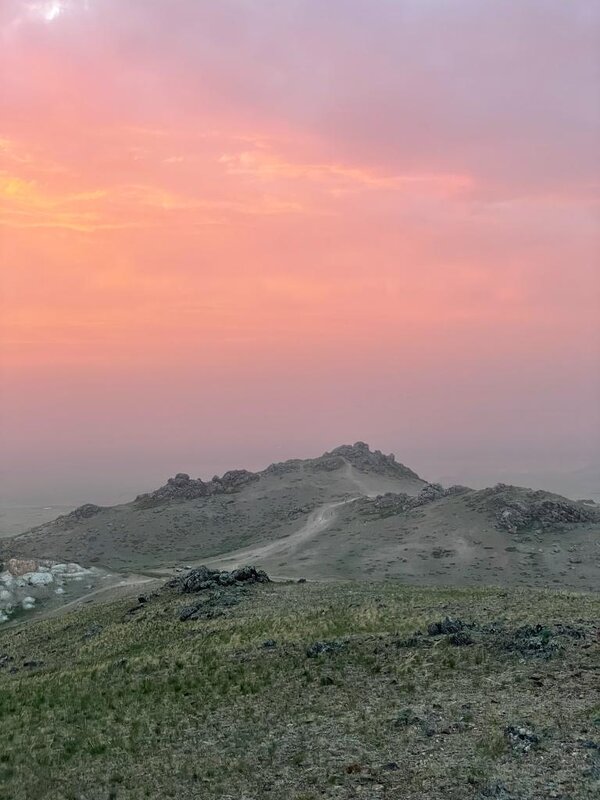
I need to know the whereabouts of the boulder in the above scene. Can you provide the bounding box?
[23,572,54,587]
[171,565,270,594]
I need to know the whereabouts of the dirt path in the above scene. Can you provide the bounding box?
[205,461,410,572]
[39,575,158,620]
[205,497,360,571]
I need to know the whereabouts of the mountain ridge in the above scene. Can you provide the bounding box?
[1,442,598,594]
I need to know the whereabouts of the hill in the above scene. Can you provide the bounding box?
[1,443,598,596]
[0,443,425,571]
[0,575,598,800]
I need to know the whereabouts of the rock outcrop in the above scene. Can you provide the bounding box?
[165,565,270,622]
[169,564,270,594]
[135,469,259,507]
[467,484,600,533]
[356,483,471,517]
[327,442,421,479]
[265,442,422,481]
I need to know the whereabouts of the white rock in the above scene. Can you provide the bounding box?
[0,589,12,602]
[66,563,90,575]
[23,572,54,586]
[0,611,9,623]
[55,587,65,595]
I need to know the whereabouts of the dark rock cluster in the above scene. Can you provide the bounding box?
[305,640,345,658]
[265,441,422,480]
[496,498,596,533]
[427,617,470,636]
[357,483,471,518]
[169,564,270,594]
[470,484,599,533]
[136,469,259,506]
[169,565,270,621]
[504,725,540,753]
[57,504,103,523]
[327,441,421,479]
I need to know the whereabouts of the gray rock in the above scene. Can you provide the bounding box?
[504,725,540,752]
[172,565,270,594]
[306,640,344,658]
[427,617,468,636]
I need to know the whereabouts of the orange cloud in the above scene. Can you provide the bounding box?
[218,149,474,195]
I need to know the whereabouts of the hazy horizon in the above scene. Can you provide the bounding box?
[2,438,599,508]
[1,0,599,509]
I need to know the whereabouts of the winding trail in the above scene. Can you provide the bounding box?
[204,460,404,572]
[205,496,360,571]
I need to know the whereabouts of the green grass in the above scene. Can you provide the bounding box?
[0,581,599,799]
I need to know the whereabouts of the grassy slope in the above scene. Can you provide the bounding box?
[0,581,598,800]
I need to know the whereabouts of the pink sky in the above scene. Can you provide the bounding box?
[1,0,599,504]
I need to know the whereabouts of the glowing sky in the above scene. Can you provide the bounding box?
[1,0,599,504]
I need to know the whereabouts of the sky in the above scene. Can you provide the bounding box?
[1,0,599,506]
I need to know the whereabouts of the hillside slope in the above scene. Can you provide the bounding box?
[0,577,598,800]
[1,443,424,571]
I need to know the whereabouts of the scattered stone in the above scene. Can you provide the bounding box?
[394,708,422,728]
[427,617,468,636]
[262,639,277,649]
[306,640,344,658]
[501,624,561,658]
[179,605,203,622]
[83,623,103,640]
[504,725,540,753]
[178,592,240,622]
[448,631,473,646]
[477,781,522,799]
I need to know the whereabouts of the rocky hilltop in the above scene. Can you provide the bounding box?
[264,441,420,480]
[134,442,419,507]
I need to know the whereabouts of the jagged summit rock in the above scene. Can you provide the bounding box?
[135,469,259,507]
[326,442,421,479]
[265,442,422,480]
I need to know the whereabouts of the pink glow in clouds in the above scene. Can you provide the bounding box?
[1,0,599,504]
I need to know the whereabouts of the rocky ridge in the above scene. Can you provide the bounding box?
[354,481,599,533]
[466,484,600,533]
[135,469,259,507]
